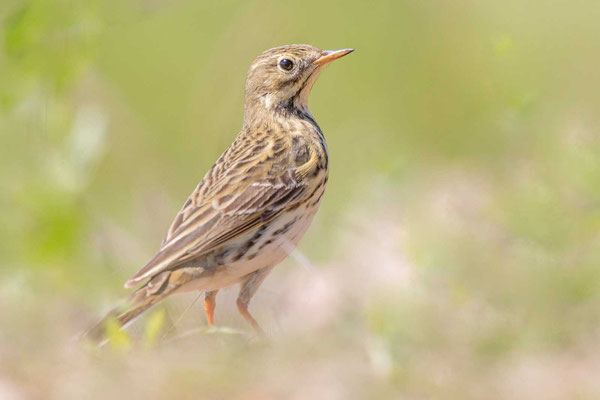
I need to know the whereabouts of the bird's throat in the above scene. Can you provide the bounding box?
[244,68,322,127]
[244,95,315,128]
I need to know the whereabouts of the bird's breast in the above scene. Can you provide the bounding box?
[287,117,328,178]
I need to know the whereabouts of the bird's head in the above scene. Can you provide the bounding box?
[244,44,353,123]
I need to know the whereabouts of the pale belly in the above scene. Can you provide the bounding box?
[175,175,327,292]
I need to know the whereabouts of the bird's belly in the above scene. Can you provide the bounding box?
[217,206,318,288]
[239,205,318,268]
[231,172,328,276]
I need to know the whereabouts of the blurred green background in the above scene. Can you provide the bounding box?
[2,0,600,399]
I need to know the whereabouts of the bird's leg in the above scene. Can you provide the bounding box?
[204,290,218,326]
[236,299,264,335]
[237,266,275,335]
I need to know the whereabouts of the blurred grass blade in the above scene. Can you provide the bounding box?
[104,317,131,352]
[143,308,167,348]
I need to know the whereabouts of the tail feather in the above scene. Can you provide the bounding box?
[84,288,163,344]
[83,270,178,344]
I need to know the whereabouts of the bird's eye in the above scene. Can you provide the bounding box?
[278,58,294,71]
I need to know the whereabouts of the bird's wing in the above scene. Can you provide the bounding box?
[124,135,308,288]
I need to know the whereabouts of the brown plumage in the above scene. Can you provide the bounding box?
[88,44,353,341]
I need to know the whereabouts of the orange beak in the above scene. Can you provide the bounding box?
[313,48,355,66]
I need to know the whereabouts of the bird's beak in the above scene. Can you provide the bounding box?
[313,48,354,66]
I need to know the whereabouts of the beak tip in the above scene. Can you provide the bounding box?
[314,47,355,65]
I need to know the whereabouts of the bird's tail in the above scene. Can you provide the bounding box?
[84,284,165,344]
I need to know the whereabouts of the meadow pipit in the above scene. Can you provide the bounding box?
[89,44,353,339]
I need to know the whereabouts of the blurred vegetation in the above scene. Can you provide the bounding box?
[2,0,600,399]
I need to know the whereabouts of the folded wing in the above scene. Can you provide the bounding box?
[124,166,306,288]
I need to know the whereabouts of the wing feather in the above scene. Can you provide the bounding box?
[124,166,306,288]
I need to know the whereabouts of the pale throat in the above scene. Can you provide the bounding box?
[293,67,322,115]
[255,67,323,120]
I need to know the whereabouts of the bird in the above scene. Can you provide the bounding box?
[87,44,354,341]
